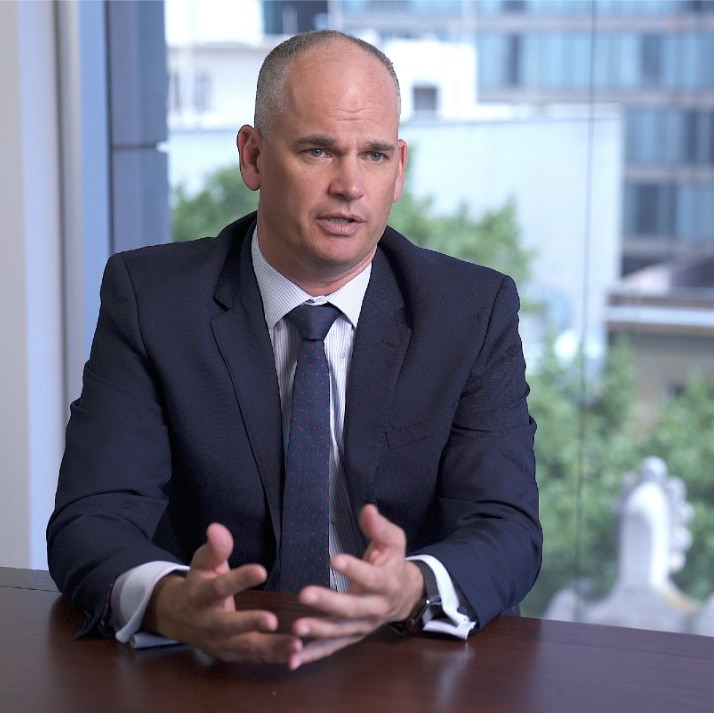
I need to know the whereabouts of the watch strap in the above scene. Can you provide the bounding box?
[389,560,443,635]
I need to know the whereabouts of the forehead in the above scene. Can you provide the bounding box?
[290,39,392,80]
[282,41,400,128]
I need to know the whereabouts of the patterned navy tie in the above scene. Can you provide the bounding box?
[280,303,341,593]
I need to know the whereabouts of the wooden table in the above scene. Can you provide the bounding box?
[1,567,713,712]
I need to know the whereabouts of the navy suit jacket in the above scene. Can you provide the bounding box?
[47,213,541,635]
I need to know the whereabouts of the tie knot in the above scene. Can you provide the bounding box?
[287,303,341,342]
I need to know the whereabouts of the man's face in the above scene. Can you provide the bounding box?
[239,41,407,295]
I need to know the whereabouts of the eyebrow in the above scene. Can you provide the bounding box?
[294,135,396,154]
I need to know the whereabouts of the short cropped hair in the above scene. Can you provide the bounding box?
[254,30,401,134]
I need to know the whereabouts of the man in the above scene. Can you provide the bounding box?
[48,30,541,670]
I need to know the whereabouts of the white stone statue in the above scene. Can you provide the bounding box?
[545,456,712,635]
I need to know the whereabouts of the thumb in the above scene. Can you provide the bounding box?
[190,522,234,574]
[359,504,406,554]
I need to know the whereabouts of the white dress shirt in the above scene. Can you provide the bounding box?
[111,232,475,646]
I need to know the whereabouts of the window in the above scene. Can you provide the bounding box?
[625,183,676,236]
[628,109,714,166]
[193,71,211,113]
[168,71,182,113]
[640,35,662,87]
[477,34,511,87]
[507,34,522,86]
[413,85,439,115]
[677,184,714,241]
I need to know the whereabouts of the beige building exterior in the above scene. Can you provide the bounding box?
[606,254,714,433]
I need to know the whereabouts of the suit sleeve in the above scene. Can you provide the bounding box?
[47,253,181,636]
[419,275,541,628]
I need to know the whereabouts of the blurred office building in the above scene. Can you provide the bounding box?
[166,0,713,382]
[166,9,622,354]
[324,0,714,277]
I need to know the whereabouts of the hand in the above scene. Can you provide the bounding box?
[287,504,425,670]
[143,523,302,663]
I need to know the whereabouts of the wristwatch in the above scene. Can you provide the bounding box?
[390,560,443,634]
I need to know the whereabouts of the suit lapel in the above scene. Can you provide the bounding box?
[211,229,284,544]
[343,248,411,513]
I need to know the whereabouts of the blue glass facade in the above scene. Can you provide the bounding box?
[476,31,714,91]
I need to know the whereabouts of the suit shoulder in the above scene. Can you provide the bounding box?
[106,214,254,290]
[379,226,513,298]
[115,234,224,272]
[373,228,521,350]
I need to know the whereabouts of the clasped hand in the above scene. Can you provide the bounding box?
[144,505,425,670]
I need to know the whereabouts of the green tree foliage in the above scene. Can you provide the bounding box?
[525,339,714,617]
[522,336,640,616]
[171,166,259,242]
[389,191,533,287]
[641,375,714,602]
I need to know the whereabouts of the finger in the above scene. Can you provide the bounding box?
[296,585,389,627]
[358,505,406,561]
[201,605,282,640]
[298,583,357,614]
[230,632,303,664]
[292,611,378,640]
[331,554,384,592]
[206,629,303,665]
[188,563,269,610]
[288,634,363,671]
[190,523,235,575]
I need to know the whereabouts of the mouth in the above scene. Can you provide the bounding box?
[324,214,364,224]
[317,213,366,236]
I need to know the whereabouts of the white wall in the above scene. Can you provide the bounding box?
[0,1,65,568]
[401,110,623,352]
[165,0,262,44]
[168,43,269,131]
[386,38,480,120]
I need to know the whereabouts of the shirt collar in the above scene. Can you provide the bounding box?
[251,229,371,330]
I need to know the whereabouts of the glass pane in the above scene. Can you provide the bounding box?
[677,184,714,240]
[163,0,714,638]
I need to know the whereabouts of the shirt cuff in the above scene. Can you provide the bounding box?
[111,561,189,648]
[407,554,477,640]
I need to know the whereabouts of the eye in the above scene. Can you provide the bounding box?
[368,152,387,162]
[308,148,326,158]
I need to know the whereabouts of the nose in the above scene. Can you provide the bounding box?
[329,156,365,201]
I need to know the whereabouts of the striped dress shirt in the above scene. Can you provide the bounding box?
[251,232,368,592]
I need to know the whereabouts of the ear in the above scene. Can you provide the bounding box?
[237,125,263,191]
[392,139,408,203]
